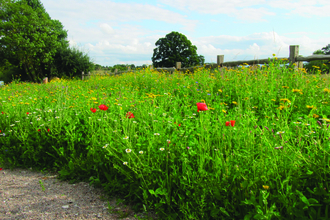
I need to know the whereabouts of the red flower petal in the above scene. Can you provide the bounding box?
[126,112,135,118]
[90,108,96,113]
[196,102,209,112]
[226,120,236,126]
[99,104,109,111]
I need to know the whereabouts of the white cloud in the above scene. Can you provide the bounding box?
[159,0,274,22]
[268,0,330,17]
[39,0,330,66]
[195,32,324,62]
[100,23,115,35]
[68,39,77,48]
[289,5,330,17]
[160,0,330,21]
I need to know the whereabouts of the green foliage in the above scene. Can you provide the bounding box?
[111,64,128,72]
[0,0,94,84]
[1,61,330,219]
[303,44,330,74]
[94,64,102,71]
[44,46,95,80]
[0,64,25,84]
[0,0,63,83]
[151,31,205,68]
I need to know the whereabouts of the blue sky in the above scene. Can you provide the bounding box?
[40,0,330,67]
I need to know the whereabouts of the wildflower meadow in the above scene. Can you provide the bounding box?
[1,57,330,219]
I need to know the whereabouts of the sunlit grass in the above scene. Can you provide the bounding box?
[1,58,330,219]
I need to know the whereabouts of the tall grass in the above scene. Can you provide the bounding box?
[1,57,330,219]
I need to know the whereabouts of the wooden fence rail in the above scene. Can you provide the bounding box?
[82,67,138,80]
[82,45,330,79]
[152,45,330,74]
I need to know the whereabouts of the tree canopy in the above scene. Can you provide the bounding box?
[303,44,330,74]
[0,0,94,83]
[151,31,204,68]
[0,0,63,83]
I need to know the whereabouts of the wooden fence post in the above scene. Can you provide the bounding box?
[289,45,299,71]
[150,65,153,70]
[176,62,181,69]
[176,62,181,74]
[217,55,224,75]
[82,71,84,80]
[115,69,118,75]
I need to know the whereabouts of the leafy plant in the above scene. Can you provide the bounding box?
[1,59,330,219]
[0,0,63,83]
[151,31,205,68]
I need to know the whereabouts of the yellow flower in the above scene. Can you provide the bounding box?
[263,185,269,190]
[323,88,330,93]
[306,105,316,109]
[280,98,291,103]
[292,89,303,94]
[312,114,319,118]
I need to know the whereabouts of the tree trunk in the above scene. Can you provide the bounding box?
[23,63,34,83]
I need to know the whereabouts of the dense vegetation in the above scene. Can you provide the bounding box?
[1,57,330,219]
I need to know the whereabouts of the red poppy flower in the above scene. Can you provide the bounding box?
[196,103,209,112]
[126,112,135,118]
[99,104,109,111]
[225,120,236,126]
[90,108,96,113]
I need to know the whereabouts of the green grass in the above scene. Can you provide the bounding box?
[1,57,330,219]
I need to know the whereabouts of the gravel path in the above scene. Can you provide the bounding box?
[0,167,159,220]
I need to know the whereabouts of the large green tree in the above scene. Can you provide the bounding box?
[0,0,62,83]
[49,45,94,80]
[303,44,330,74]
[0,0,94,83]
[321,44,330,55]
[20,0,94,81]
[151,31,205,68]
